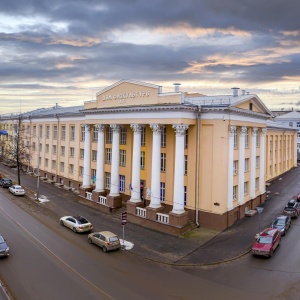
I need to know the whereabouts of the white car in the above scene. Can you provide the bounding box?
[9,185,25,196]
[59,215,93,233]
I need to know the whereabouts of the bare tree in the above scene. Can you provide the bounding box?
[2,115,29,185]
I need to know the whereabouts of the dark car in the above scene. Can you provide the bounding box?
[0,178,13,188]
[271,215,291,235]
[252,228,281,258]
[283,199,300,218]
[0,235,9,257]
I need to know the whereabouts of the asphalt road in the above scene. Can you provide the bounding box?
[0,189,254,300]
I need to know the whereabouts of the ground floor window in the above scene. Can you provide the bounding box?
[119,175,125,192]
[160,182,165,202]
[105,172,111,189]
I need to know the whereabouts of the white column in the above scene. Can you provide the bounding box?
[109,124,120,196]
[250,127,258,198]
[82,124,91,188]
[95,124,105,192]
[149,124,162,208]
[130,124,143,202]
[259,128,266,194]
[227,126,235,210]
[172,124,188,214]
[238,127,247,205]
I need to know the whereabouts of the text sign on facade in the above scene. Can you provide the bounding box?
[121,211,127,225]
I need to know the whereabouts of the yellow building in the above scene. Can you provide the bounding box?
[0,80,297,234]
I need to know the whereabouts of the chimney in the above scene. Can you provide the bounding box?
[173,83,181,93]
[231,87,240,97]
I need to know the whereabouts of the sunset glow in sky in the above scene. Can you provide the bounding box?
[1,0,300,114]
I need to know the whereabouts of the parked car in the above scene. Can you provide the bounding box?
[0,178,13,188]
[8,185,25,196]
[59,215,93,233]
[88,231,121,252]
[0,235,10,257]
[283,199,300,218]
[252,228,281,258]
[271,215,291,235]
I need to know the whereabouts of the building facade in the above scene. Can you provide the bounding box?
[0,80,297,234]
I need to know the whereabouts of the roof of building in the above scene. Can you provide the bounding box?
[274,110,300,120]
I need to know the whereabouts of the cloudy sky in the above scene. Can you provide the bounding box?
[1,0,300,114]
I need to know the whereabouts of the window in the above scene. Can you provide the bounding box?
[256,156,259,168]
[33,142,36,151]
[184,155,188,175]
[245,128,249,148]
[33,126,36,136]
[61,126,66,140]
[79,167,83,177]
[53,145,57,155]
[161,153,166,172]
[45,158,48,167]
[27,126,31,135]
[256,132,259,147]
[289,122,293,127]
[91,169,96,184]
[52,160,56,170]
[80,149,84,159]
[249,103,253,111]
[184,129,188,149]
[61,146,65,156]
[297,122,300,128]
[70,147,75,157]
[53,126,58,140]
[46,125,50,138]
[39,125,43,138]
[245,158,249,172]
[60,162,64,172]
[233,160,238,175]
[93,126,98,142]
[233,127,238,149]
[119,175,125,192]
[141,126,146,146]
[120,127,127,145]
[244,182,248,195]
[161,127,166,147]
[106,148,112,164]
[160,182,165,202]
[70,126,75,141]
[140,151,145,170]
[39,143,42,152]
[233,186,237,200]
[184,186,187,206]
[105,172,111,189]
[81,126,85,141]
[120,150,126,167]
[92,150,97,161]
[255,178,259,190]
[39,157,41,166]
[69,164,74,174]
[106,127,112,144]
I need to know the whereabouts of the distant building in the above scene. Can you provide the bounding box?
[0,80,297,234]
[273,110,300,159]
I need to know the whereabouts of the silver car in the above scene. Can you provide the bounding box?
[0,235,9,257]
[59,215,93,233]
[88,231,121,252]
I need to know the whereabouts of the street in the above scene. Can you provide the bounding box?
[0,180,252,300]
[1,164,300,299]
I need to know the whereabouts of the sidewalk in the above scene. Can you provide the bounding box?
[1,164,299,267]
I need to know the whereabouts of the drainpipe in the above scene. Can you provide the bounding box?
[195,106,201,227]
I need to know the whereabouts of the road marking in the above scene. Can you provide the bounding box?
[0,206,115,300]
